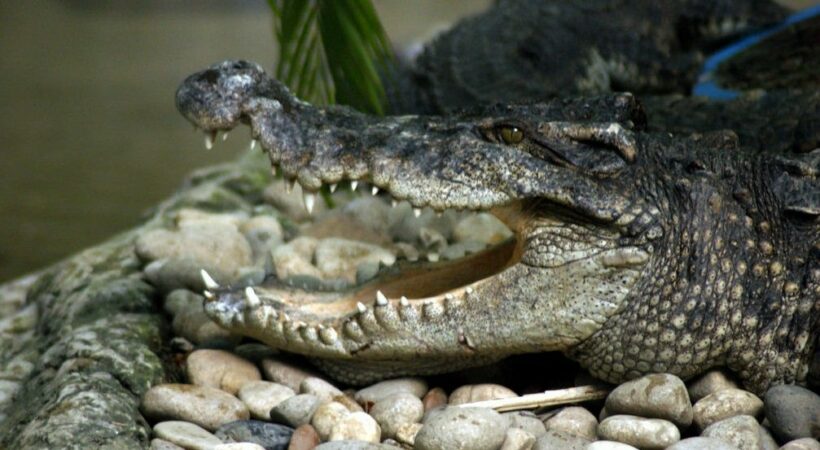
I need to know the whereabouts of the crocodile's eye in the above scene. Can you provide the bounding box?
[499,126,524,144]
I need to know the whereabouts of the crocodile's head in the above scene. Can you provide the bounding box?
[176,61,816,387]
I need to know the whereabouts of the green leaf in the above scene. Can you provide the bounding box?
[269,0,394,115]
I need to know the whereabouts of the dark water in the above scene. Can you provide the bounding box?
[0,0,491,282]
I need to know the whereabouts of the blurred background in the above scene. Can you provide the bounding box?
[0,0,814,282]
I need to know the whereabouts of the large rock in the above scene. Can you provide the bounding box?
[415,406,509,450]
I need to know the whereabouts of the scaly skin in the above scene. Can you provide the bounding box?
[176,61,818,392]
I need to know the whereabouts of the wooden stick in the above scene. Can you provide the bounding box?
[456,385,609,412]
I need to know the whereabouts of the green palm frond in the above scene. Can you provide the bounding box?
[268,0,394,115]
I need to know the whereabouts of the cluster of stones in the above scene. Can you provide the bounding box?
[141,346,819,450]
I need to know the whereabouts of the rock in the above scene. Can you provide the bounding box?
[172,303,241,348]
[164,289,202,316]
[288,424,321,450]
[261,358,321,392]
[533,430,591,450]
[702,415,778,450]
[505,411,547,437]
[764,384,820,441]
[388,203,457,244]
[238,381,296,420]
[500,427,536,450]
[311,401,351,441]
[315,442,394,450]
[332,394,365,413]
[604,373,693,428]
[152,421,223,450]
[329,412,381,443]
[395,422,423,447]
[135,222,252,278]
[666,437,739,450]
[300,377,343,403]
[215,420,294,450]
[314,238,395,283]
[141,384,250,431]
[780,438,820,450]
[542,406,597,441]
[453,213,513,245]
[214,444,267,450]
[441,240,487,260]
[240,215,284,262]
[415,406,508,450]
[302,198,392,246]
[150,438,186,450]
[145,257,229,294]
[687,370,738,403]
[186,349,262,395]
[587,442,639,450]
[448,383,518,405]
[272,237,322,280]
[175,208,247,228]
[422,387,448,412]
[355,378,428,405]
[369,392,425,439]
[693,388,764,429]
[597,415,680,450]
[270,394,322,428]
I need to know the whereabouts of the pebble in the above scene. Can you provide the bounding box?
[780,438,820,450]
[687,370,738,403]
[597,415,680,450]
[187,349,262,395]
[422,387,447,412]
[505,411,546,437]
[369,392,424,439]
[314,441,395,450]
[453,213,513,245]
[448,383,517,405]
[261,358,321,392]
[604,373,693,428]
[666,437,739,450]
[150,438,186,450]
[300,377,343,403]
[215,420,294,450]
[175,209,247,228]
[141,384,250,431]
[288,424,321,450]
[314,238,395,283]
[312,401,351,441]
[173,305,240,348]
[702,415,778,450]
[415,406,508,450]
[693,388,764,429]
[272,237,323,280]
[136,222,252,278]
[270,394,322,428]
[764,384,820,441]
[587,442,639,450]
[354,378,428,405]
[214,444,267,450]
[395,422,423,447]
[145,257,228,294]
[303,198,391,246]
[542,406,597,441]
[329,412,381,443]
[332,394,364,413]
[164,289,202,316]
[152,421,223,450]
[500,427,536,450]
[533,430,591,450]
[239,215,284,262]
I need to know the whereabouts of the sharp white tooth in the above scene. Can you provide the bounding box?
[245,286,261,306]
[204,131,216,150]
[400,296,409,307]
[465,287,474,296]
[200,269,219,289]
[376,290,388,306]
[222,131,229,141]
[351,181,358,191]
[445,293,455,301]
[203,290,214,299]
[329,183,337,193]
[371,186,379,196]
[281,312,290,322]
[303,192,315,214]
[356,302,367,314]
[413,208,422,218]
[250,139,257,150]
[391,200,398,208]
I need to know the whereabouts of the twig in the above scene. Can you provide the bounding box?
[456,385,609,412]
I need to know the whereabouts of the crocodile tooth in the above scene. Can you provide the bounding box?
[200,269,219,289]
[399,296,409,307]
[204,131,217,150]
[245,286,261,307]
[376,290,388,306]
[343,319,365,341]
[356,302,368,314]
[413,208,422,218]
[329,183,337,193]
[427,253,440,262]
[203,290,214,299]
[319,326,338,345]
[250,139,257,150]
[465,287,474,296]
[303,192,315,215]
[222,131,229,141]
[391,200,398,208]
[371,186,379,196]
[351,181,358,191]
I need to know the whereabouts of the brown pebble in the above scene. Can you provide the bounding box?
[423,387,448,412]
[287,424,320,450]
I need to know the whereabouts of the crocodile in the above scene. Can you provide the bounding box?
[176,58,819,393]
